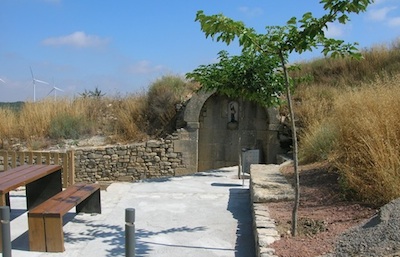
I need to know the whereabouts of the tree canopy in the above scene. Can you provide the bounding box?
[187,49,286,107]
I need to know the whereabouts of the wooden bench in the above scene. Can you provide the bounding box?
[28,183,101,252]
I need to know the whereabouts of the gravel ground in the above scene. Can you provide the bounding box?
[330,198,400,257]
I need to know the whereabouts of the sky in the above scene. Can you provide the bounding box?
[1,0,400,102]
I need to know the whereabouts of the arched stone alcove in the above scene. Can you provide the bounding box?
[173,91,283,174]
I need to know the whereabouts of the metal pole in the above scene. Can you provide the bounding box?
[0,206,11,257]
[125,208,135,257]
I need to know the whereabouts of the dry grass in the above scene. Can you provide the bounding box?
[0,108,18,139]
[293,41,400,206]
[110,94,149,142]
[296,73,400,206]
[0,75,197,148]
[293,39,400,87]
[329,74,400,206]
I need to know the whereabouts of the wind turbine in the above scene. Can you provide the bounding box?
[0,78,5,84]
[30,67,49,102]
[47,85,64,101]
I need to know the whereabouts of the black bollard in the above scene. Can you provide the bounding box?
[0,206,11,257]
[125,208,135,257]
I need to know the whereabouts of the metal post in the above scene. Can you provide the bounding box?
[125,208,135,257]
[0,206,11,257]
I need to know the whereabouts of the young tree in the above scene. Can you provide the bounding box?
[188,0,372,236]
[187,49,286,107]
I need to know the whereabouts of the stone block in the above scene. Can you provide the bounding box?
[117,176,134,182]
[174,167,191,176]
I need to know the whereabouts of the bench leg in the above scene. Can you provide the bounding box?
[28,214,46,252]
[76,188,101,214]
[0,193,10,208]
[44,215,64,252]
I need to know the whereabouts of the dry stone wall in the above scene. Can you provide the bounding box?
[74,136,185,183]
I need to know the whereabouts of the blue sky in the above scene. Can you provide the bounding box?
[0,0,399,102]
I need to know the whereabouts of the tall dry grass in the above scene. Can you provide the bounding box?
[1,99,104,148]
[0,75,197,149]
[294,41,400,205]
[0,108,18,139]
[298,73,400,205]
[293,39,400,88]
[328,74,400,206]
[110,93,149,142]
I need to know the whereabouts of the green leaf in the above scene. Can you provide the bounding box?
[338,14,349,24]
[287,17,297,25]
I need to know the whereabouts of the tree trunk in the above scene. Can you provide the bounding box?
[279,50,300,237]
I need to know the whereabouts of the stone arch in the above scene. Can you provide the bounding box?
[173,91,283,174]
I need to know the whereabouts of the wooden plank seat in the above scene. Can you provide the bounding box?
[28,183,101,252]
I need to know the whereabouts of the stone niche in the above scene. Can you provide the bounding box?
[174,91,284,173]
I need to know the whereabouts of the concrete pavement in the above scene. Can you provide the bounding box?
[7,166,257,257]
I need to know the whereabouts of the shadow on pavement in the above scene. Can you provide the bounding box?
[228,187,256,257]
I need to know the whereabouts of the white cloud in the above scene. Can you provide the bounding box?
[126,61,164,75]
[324,23,345,38]
[238,6,263,18]
[367,6,397,21]
[388,17,400,26]
[42,31,110,48]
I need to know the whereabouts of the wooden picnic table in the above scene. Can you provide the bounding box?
[0,164,63,252]
[0,164,63,210]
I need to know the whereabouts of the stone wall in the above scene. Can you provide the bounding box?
[74,135,185,183]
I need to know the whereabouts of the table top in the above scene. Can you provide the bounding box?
[0,164,62,194]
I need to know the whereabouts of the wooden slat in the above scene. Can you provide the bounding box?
[36,152,42,165]
[28,152,33,165]
[46,184,100,216]
[0,164,33,178]
[19,152,26,166]
[11,152,16,168]
[0,165,62,194]
[68,150,75,186]
[4,151,8,171]
[53,152,59,165]
[63,153,68,188]
[0,194,7,206]
[29,183,85,215]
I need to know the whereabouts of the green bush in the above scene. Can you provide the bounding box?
[299,121,338,164]
[49,114,91,140]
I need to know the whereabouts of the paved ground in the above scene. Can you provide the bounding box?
[6,166,256,257]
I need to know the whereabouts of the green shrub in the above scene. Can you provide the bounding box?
[299,120,338,164]
[49,114,91,140]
